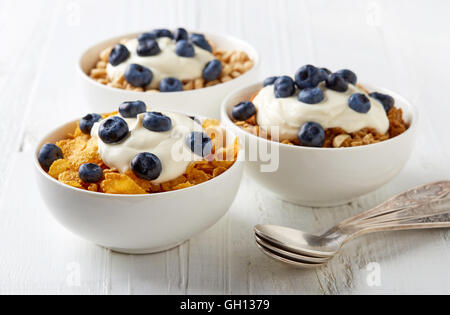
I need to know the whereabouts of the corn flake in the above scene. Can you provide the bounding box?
[100,173,146,194]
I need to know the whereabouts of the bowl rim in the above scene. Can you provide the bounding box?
[34,111,244,198]
[77,29,260,96]
[221,81,418,152]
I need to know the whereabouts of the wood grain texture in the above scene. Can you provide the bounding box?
[0,0,449,294]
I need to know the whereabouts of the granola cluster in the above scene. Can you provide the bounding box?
[89,38,253,92]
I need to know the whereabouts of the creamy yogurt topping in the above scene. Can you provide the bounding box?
[106,37,215,89]
[254,83,389,141]
[91,112,203,184]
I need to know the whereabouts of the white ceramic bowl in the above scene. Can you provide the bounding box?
[221,82,418,207]
[78,31,260,119]
[34,117,244,254]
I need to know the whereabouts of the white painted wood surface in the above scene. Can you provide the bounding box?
[0,0,449,294]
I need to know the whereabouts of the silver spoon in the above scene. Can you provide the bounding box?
[254,181,450,267]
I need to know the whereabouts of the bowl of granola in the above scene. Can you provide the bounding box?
[78,28,259,118]
[34,101,243,253]
[221,65,418,206]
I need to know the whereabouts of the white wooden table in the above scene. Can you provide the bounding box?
[1,0,449,294]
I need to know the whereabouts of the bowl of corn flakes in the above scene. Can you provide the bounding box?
[221,68,418,207]
[78,28,260,119]
[34,101,243,254]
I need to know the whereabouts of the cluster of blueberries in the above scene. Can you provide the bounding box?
[38,143,105,184]
[39,100,213,184]
[109,28,223,91]
[231,64,395,147]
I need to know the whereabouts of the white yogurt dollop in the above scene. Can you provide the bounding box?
[254,83,389,141]
[91,112,203,184]
[106,37,215,89]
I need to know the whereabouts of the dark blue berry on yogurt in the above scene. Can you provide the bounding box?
[325,73,348,92]
[294,65,327,89]
[190,33,212,52]
[336,69,357,85]
[298,87,324,104]
[131,152,162,181]
[38,143,63,171]
[78,163,103,183]
[152,29,173,39]
[174,27,189,41]
[186,132,213,157]
[175,40,195,57]
[124,64,153,87]
[143,112,172,132]
[202,59,222,81]
[370,92,395,113]
[232,101,257,121]
[79,113,102,134]
[320,67,332,75]
[98,116,129,144]
[274,76,296,98]
[137,32,156,43]
[298,122,325,147]
[137,39,161,56]
[263,76,279,87]
[108,44,130,66]
[159,77,183,92]
[348,93,371,113]
[119,101,147,118]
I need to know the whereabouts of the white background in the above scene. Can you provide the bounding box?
[0,0,449,294]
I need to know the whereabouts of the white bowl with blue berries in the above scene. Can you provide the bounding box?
[33,115,244,254]
[221,81,418,207]
[78,29,260,119]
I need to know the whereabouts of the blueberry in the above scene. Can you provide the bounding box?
[98,116,129,144]
[108,44,130,66]
[298,122,325,147]
[119,101,147,118]
[320,67,332,75]
[137,39,161,57]
[190,34,212,52]
[294,65,327,89]
[325,73,348,92]
[174,27,188,41]
[190,33,205,39]
[159,77,183,92]
[137,32,156,43]
[202,59,222,81]
[274,76,296,98]
[263,76,279,87]
[131,152,162,181]
[336,69,357,85]
[186,132,213,157]
[152,29,173,39]
[370,92,394,113]
[189,33,206,40]
[78,163,103,183]
[124,64,153,87]
[298,87,324,104]
[175,40,195,57]
[232,101,257,121]
[38,143,63,171]
[348,93,371,113]
[79,113,102,134]
[143,112,172,132]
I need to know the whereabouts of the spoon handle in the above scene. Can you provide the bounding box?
[340,197,450,241]
[337,181,450,229]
